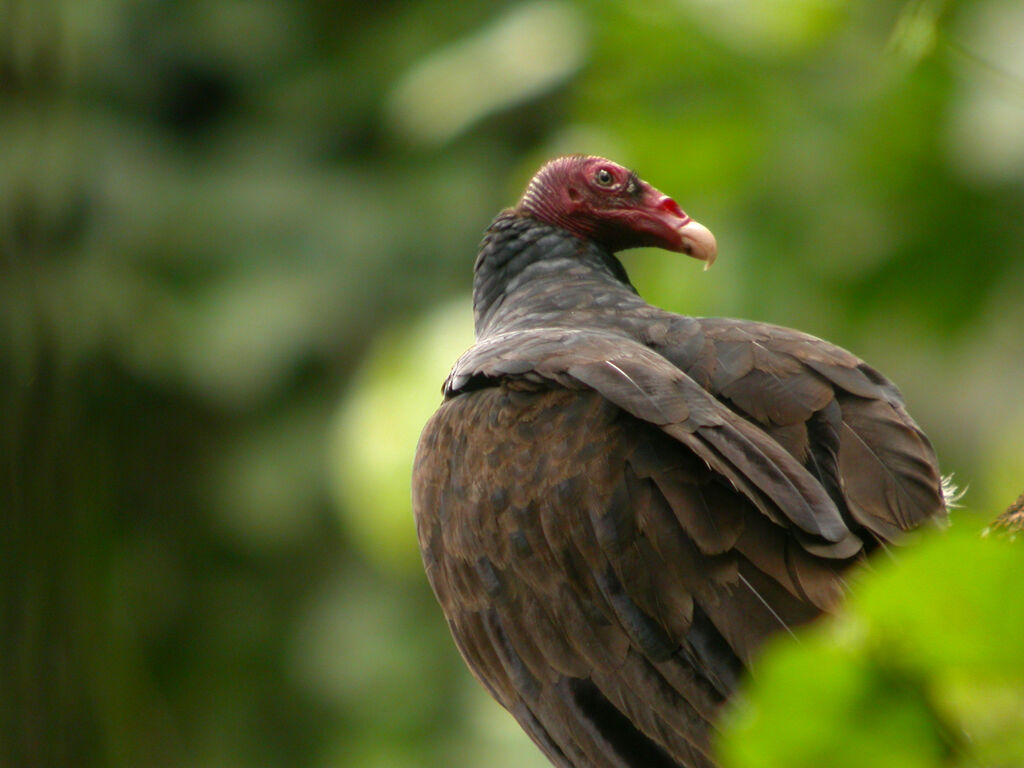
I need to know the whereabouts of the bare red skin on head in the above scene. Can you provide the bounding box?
[515,155,717,264]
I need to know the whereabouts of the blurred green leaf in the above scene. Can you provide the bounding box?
[4,0,1024,766]
[718,523,1024,768]
[329,299,475,574]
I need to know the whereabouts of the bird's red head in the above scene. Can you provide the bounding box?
[515,155,717,266]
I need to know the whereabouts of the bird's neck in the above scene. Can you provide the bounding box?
[473,212,639,338]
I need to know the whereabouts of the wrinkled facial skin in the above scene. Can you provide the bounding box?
[518,155,717,265]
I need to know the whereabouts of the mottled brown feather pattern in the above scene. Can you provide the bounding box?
[416,384,735,766]
[414,377,890,766]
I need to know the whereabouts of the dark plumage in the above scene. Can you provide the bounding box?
[412,155,947,768]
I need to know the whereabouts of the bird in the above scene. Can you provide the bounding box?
[411,155,948,768]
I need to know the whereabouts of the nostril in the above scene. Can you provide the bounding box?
[658,196,685,219]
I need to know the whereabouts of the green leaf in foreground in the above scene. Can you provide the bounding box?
[717,520,1024,768]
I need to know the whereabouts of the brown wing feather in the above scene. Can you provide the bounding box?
[413,380,860,767]
[651,317,946,547]
[836,396,946,538]
[450,329,855,546]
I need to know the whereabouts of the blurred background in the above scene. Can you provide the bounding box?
[2,1,1022,767]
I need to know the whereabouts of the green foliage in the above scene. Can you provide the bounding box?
[718,522,1024,767]
[329,299,474,575]
[2,0,1023,767]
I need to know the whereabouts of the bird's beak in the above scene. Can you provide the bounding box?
[649,193,718,269]
[677,217,717,270]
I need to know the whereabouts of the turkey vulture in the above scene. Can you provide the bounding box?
[412,155,947,768]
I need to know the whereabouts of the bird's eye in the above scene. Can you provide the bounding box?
[594,168,615,187]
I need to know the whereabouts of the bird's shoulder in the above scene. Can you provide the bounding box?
[441,308,945,547]
[645,315,898,407]
[645,314,946,540]
[437,323,858,551]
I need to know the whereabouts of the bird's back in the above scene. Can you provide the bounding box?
[415,380,742,768]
